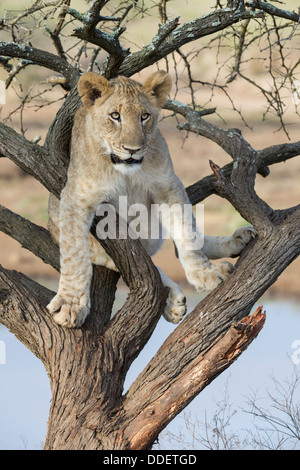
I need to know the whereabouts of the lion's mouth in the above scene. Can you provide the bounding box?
[110,153,143,165]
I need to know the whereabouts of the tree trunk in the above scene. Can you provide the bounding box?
[44,327,124,450]
[43,307,265,450]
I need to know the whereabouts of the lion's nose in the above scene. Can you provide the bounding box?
[122,145,142,155]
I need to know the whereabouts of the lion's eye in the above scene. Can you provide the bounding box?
[110,112,120,121]
[141,113,150,122]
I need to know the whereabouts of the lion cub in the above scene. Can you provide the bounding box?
[47,71,255,327]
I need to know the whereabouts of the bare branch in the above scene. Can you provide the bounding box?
[5,59,32,89]
[226,18,250,83]
[72,26,128,57]
[164,99,253,159]
[8,1,64,27]
[0,42,78,86]
[246,0,300,23]
[66,1,129,77]
[0,266,54,365]
[85,0,112,31]
[209,160,273,236]
[0,204,59,271]
[186,140,300,207]
[166,98,300,213]
[118,7,264,76]
[0,122,67,197]
[256,142,300,166]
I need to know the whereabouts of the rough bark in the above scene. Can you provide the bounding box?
[121,307,266,450]
[0,204,60,272]
[0,122,67,197]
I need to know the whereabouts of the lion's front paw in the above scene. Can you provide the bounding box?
[228,226,257,257]
[47,292,90,328]
[163,287,187,324]
[186,260,234,292]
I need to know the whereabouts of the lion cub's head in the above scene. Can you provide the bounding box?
[77,71,172,174]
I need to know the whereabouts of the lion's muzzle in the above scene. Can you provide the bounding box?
[110,153,144,166]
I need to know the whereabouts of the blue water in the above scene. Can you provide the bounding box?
[0,297,299,450]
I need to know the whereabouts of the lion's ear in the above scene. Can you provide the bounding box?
[143,71,172,107]
[78,73,109,107]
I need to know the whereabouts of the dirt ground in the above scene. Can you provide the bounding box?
[0,84,299,300]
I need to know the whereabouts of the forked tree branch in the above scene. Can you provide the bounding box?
[166,99,300,215]
[209,160,273,236]
[165,100,300,167]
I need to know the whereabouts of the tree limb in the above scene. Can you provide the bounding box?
[246,0,300,22]
[90,215,168,373]
[0,122,67,197]
[122,306,266,449]
[44,85,80,165]
[256,141,300,166]
[67,0,129,77]
[73,26,129,78]
[209,160,273,236]
[186,140,300,205]
[118,8,264,76]
[0,265,54,365]
[0,204,60,271]
[168,98,300,208]
[0,42,79,86]
[72,26,129,58]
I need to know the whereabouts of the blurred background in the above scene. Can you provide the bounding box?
[0,0,299,450]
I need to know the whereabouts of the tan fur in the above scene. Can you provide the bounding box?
[47,71,256,328]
